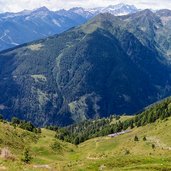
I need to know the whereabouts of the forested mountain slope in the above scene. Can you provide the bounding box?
[0,10,171,126]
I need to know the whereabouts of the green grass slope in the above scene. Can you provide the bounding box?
[1,98,171,170]
[76,118,171,171]
[0,121,38,170]
[1,117,171,170]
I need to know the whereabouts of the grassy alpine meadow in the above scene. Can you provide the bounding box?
[0,115,171,170]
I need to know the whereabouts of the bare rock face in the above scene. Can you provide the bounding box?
[0,147,14,160]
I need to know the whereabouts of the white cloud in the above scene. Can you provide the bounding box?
[0,0,171,13]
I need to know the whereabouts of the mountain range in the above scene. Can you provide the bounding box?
[0,3,138,51]
[0,9,171,126]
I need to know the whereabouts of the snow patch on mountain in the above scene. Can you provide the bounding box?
[52,19,61,27]
[87,3,138,16]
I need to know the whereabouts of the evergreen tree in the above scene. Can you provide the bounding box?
[134,135,139,141]
[37,128,42,133]
[11,117,20,125]
[152,144,155,149]
[0,114,3,121]
[74,137,80,145]
[143,136,147,141]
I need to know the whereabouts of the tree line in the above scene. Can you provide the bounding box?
[0,115,41,133]
[54,97,171,145]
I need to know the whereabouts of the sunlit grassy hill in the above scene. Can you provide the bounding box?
[1,98,171,170]
[0,117,171,170]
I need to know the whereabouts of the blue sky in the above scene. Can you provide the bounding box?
[0,0,171,12]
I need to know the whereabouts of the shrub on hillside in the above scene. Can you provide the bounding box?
[21,148,32,163]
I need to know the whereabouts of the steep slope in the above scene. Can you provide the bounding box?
[155,10,171,59]
[1,10,171,126]
[0,120,39,170]
[0,121,37,150]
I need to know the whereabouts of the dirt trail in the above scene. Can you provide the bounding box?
[87,155,100,160]
[33,164,52,169]
[0,166,6,170]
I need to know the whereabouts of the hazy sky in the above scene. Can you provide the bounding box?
[0,0,171,13]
